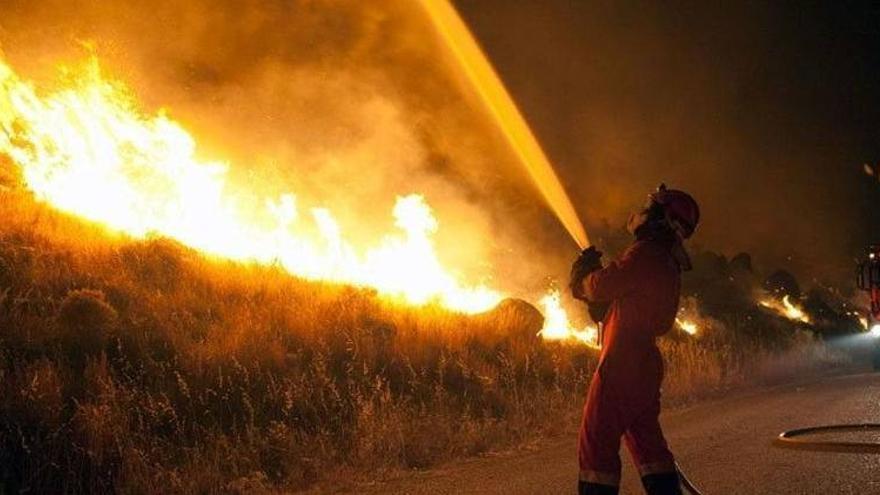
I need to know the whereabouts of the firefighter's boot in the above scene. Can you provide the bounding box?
[578,481,619,495]
[640,472,683,495]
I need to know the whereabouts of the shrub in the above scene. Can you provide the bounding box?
[58,289,118,367]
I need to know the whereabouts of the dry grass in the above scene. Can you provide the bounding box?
[659,330,847,406]
[0,187,847,493]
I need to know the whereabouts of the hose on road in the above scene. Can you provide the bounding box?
[676,462,703,495]
[675,424,880,494]
[774,423,880,453]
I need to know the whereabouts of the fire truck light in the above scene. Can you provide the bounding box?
[870,324,880,338]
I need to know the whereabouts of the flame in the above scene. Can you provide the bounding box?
[539,295,700,344]
[759,295,811,324]
[537,290,600,348]
[675,317,699,336]
[0,53,609,342]
[0,55,505,313]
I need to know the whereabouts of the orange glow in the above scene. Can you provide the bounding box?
[759,295,811,324]
[0,53,600,342]
[675,317,699,336]
[538,290,600,348]
[0,55,503,313]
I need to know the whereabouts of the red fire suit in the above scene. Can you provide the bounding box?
[578,238,681,486]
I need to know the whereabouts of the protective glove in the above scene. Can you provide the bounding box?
[569,246,603,301]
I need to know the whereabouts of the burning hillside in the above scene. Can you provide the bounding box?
[0,180,854,492]
[0,51,616,345]
[0,55,504,312]
[0,37,863,495]
[2,37,871,349]
[0,49,864,349]
[0,0,878,493]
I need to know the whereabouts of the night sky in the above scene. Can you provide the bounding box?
[456,0,880,284]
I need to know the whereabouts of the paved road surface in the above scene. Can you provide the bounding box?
[358,371,880,494]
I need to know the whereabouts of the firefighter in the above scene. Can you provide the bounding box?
[569,185,699,495]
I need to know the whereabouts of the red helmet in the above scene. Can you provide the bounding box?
[650,184,700,239]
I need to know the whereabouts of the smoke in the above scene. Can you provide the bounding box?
[454,0,880,287]
[3,0,877,297]
[0,0,575,298]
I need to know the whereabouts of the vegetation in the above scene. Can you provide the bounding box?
[0,178,847,493]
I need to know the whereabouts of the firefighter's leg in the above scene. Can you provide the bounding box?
[639,472,683,495]
[578,481,619,495]
[624,395,680,495]
[578,372,625,494]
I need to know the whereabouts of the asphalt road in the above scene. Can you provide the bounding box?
[358,370,880,494]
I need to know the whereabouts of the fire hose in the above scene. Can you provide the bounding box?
[774,423,880,453]
[676,462,703,495]
[673,424,880,494]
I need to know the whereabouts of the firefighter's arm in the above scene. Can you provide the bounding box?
[582,243,647,302]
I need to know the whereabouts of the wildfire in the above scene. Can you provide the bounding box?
[675,317,699,336]
[0,52,621,345]
[539,295,701,345]
[538,290,600,348]
[0,51,606,343]
[759,295,811,324]
[0,55,503,313]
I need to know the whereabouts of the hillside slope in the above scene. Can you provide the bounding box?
[0,174,846,493]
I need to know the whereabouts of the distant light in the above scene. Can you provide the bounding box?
[871,253,877,260]
[870,324,880,338]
